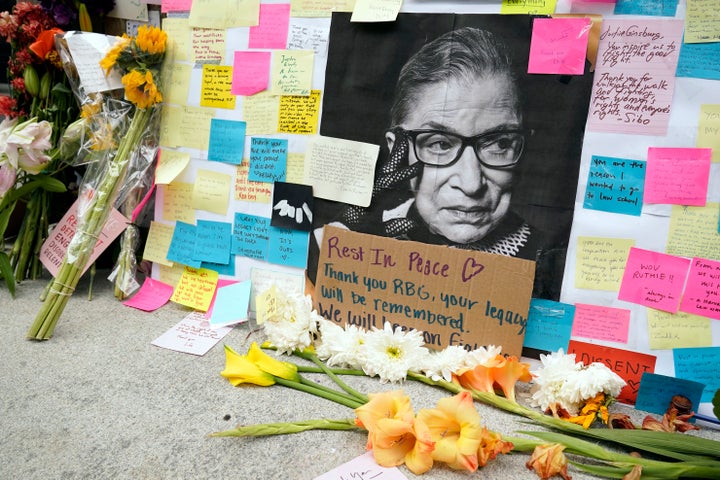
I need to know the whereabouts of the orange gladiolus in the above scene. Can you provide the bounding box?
[29,28,64,60]
[456,354,532,403]
[492,355,532,403]
[477,427,514,467]
[526,443,572,480]
[417,391,483,471]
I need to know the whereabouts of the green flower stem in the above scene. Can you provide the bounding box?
[296,365,365,376]
[273,377,364,409]
[306,355,369,404]
[210,418,361,438]
[27,107,154,340]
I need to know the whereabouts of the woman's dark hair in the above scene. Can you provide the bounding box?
[390,26,520,126]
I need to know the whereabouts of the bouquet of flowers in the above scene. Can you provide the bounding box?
[27,25,167,340]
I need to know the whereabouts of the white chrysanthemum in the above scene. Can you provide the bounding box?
[262,288,319,355]
[315,319,367,369]
[461,345,503,370]
[418,345,468,382]
[560,363,626,405]
[529,350,582,413]
[362,322,429,383]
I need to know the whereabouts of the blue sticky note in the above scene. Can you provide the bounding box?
[677,40,720,81]
[614,0,678,17]
[209,280,251,328]
[193,220,232,265]
[268,226,309,269]
[583,156,645,216]
[208,119,246,164]
[635,372,705,418]
[248,137,287,183]
[523,299,575,352]
[202,255,236,276]
[674,347,720,402]
[166,221,201,268]
[232,213,269,260]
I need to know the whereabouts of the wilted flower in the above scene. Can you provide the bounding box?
[526,443,572,480]
[362,322,429,383]
[476,427,513,467]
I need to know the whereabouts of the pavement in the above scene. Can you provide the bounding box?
[1,271,719,480]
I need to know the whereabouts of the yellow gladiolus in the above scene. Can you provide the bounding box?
[247,342,299,382]
[220,345,275,387]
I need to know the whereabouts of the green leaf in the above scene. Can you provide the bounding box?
[0,252,15,298]
[34,175,67,193]
[713,389,720,422]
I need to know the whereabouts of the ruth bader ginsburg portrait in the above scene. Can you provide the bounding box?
[309,13,596,301]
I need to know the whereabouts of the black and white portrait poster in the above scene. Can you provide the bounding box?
[310,13,595,301]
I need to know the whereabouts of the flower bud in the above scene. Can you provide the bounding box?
[40,71,52,100]
[23,65,40,97]
[59,118,87,161]
[78,3,93,32]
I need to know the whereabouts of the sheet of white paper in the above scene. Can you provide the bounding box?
[151,311,233,355]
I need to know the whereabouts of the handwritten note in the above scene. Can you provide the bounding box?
[167,221,201,268]
[249,267,305,314]
[314,451,408,480]
[249,137,288,183]
[500,0,557,14]
[271,50,314,96]
[159,105,213,150]
[677,41,720,80]
[232,51,271,96]
[255,283,278,324]
[290,0,354,18]
[249,3,291,49]
[285,152,306,184]
[158,263,186,287]
[636,373,705,418]
[202,257,236,276]
[696,105,720,162]
[268,226,309,268]
[614,0,678,17]
[208,119,246,165]
[191,27,226,64]
[684,0,720,44]
[209,280,251,328]
[123,277,175,311]
[278,90,321,134]
[575,236,635,291]
[191,169,231,215]
[587,19,684,135]
[644,147,711,206]
[583,156,646,216]
[161,182,195,224]
[523,299,574,352]
[200,65,236,109]
[673,346,720,402]
[156,149,190,184]
[160,17,191,61]
[287,23,329,56]
[170,266,219,311]
[162,0,193,13]
[618,247,690,313]
[243,91,280,135]
[647,309,712,350]
[351,0,402,23]
[528,18,591,75]
[679,257,720,320]
[164,63,192,107]
[568,340,656,404]
[152,311,233,356]
[109,1,148,21]
[142,221,175,266]
[666,204,720,260]
[188,0,260,29]
[193,220,232,265]
[572,303,631,344]
[232,213,270,260]
[235,161,273,203]
[65,33,123,94]
[304,135,379,207]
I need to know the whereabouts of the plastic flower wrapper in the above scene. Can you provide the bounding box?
[27,25,167,340]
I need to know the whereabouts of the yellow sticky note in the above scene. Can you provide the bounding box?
[162,62,192,106]
[170,266,219,311]
[161,17,191,62]
[234,160,272,203]
[160,105,181,147]
[189,0,260,29]
[575,236,635,291]
[156,148,190,185]
[278,90,321,134]
[290,0,355,18]
[243,91,280,135]
[666,203,720,260]
[255,284,278,324]
[158,263,186,288]
[143,221,175,267]
[271,50,314,96]
[200,65,236,109]
[162,182,195,224]
[684,0,720,44]
[350,0,401,22]
[697,104,720,162]
[180,106,214,150]
[500,0,557,15]
[192,169,231,214]
[191,27,227,64]
[285,152,305,184]
[647,309,712,349]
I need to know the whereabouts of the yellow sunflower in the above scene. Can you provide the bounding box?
[122,70,163,109]
[99,35,131,75]
[135,25,167,55]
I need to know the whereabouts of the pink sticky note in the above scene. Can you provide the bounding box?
[123,277,175,311]
[232,51,271,96]
[249,4,290,50]
[644,147,711,206]
[680,257,720,320]
[572,303,631,343]
[528,18,591,75]
[162,0,192,12]
[618,247,690,313]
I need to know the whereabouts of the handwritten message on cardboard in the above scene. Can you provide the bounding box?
[314,226,536,356]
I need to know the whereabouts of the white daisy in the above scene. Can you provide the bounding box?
[418,345,468,382]
[315,319,367,369]
[362,322,429,383]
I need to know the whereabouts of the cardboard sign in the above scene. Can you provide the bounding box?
[314,226,536,357]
